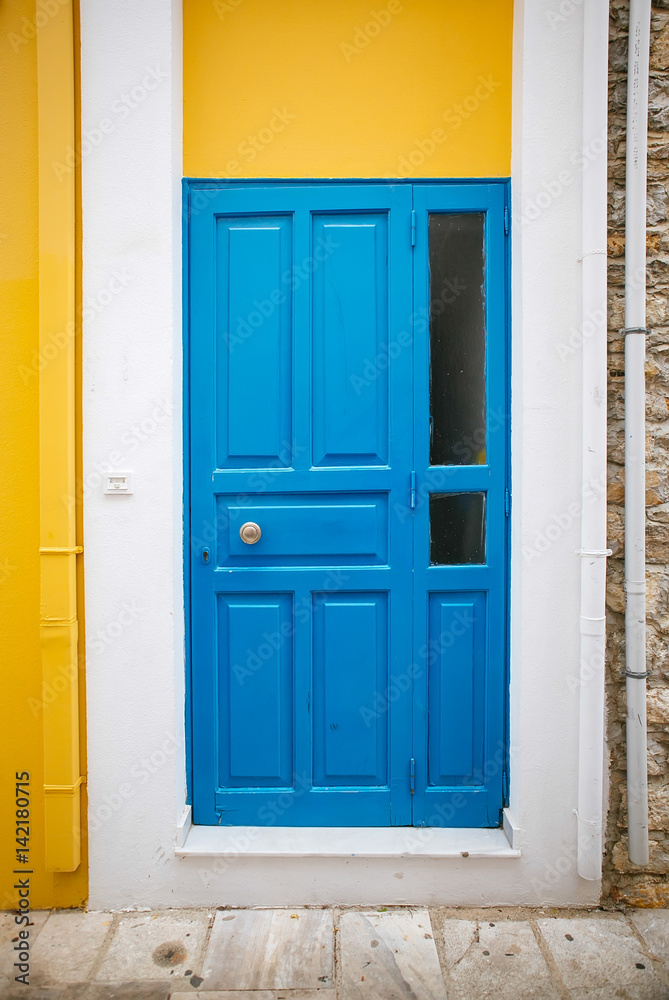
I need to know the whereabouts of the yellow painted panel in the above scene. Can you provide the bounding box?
[0,0,86,908]
[184,0,512,179]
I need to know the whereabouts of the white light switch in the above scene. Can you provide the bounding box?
[104,472,133,495]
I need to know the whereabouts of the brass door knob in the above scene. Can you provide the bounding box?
[239,521,262,544]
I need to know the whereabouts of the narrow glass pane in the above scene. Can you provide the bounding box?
[430,492,486,565]
[429,213,486,466]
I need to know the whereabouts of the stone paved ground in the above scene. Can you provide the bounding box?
[0,907,667,999]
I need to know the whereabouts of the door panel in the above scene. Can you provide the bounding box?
[188,181,508,829]
[312,213,389,467]
[216,493,389,567]
[217,593,294,788]
[312,592,388,787]
[215,214,293,469]
[426,591,486,787]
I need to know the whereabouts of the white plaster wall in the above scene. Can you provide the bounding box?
[82,0,601,908]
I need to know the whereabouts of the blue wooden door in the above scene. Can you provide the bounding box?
[189,183,415,826]
[187,181,508,828]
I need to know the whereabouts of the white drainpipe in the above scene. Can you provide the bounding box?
[577,0,610,882]
[624,0,651,869]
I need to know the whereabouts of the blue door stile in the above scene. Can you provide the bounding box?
[411,184,508,827]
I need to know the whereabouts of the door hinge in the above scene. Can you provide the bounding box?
[410,472,416,509]
[504,206,509,235]
[410,757,415,795]
[504,487,511,517]
[411,210,416,247]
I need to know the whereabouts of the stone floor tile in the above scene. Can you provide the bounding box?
[30,909,112,985]
[66,983,172,999]
[0,990,63,1000]
[538,917,664,993]
[568,986,669,1000]
[339,908,446,1000]
[441,919,560,1000]
[631,910,669,972]
[440,919,478,968]
[95,910,210,983]
[0,910,50,991]
[170,992,330,999]
[200,909,333,991]
[169,994,275,1000]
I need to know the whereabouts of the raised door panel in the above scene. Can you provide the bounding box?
[215,215,293,469]
[217,593,294,789]
[426,592,486,787]
[312,593,388,787]
[312,214,389,467]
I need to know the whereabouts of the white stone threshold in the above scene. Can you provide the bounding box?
[175,809,521,860]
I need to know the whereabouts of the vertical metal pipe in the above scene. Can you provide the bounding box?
[624,0,651,869]
[38,0,83,871]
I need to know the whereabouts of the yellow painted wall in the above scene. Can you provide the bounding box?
[0,0,86,909]
[184,0,512,179]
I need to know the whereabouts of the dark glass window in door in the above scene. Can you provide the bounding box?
[428,213,486,466]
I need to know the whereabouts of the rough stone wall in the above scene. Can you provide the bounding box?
[606,0,669,906]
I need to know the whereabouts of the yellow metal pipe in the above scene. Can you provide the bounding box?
[37,0,83,873]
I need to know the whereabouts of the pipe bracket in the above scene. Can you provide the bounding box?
[625,670,649,679]
[621,326,650,336]
[574,809,601,829]
[44,776,86,795]
[40,546,83,554]
[580,615,606,635]
[577,248,607,260]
